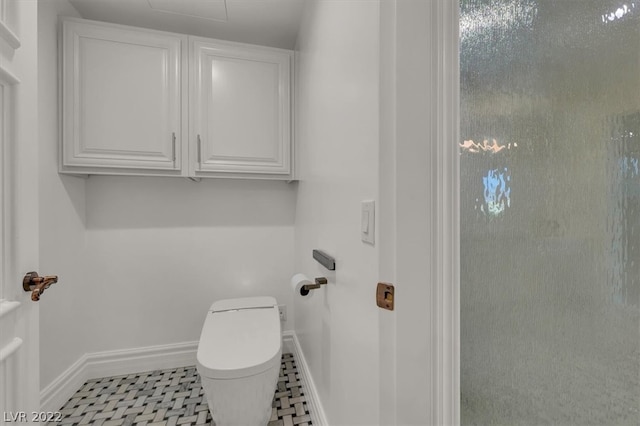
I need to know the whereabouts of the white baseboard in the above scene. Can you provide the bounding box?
[40,353,88,414]
[282,331,328,426]
[82,341,198,380]
[40,341,198,412]
[41,333,327,426]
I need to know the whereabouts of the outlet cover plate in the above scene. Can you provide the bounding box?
[278,305,287,321]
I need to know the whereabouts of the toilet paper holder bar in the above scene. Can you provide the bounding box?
[300,277,328,296]
[312,250,335,270]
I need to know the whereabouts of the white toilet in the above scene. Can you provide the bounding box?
[196,296,282,426]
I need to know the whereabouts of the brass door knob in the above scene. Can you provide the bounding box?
[23,272,59,301]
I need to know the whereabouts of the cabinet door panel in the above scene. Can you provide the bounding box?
[62,21,182,170]
[192,40,291,175]
[205,56,279,160]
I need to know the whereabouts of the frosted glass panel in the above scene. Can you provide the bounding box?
[460,1,640,425]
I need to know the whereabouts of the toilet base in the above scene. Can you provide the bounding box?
[199,349,281,426]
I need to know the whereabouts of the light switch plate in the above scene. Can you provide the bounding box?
[361,200,375,245]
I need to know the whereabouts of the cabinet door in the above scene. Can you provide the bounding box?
[191,39,291,177]
[61,19,183,172]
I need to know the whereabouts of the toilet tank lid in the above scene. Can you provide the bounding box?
[209,296,277,312]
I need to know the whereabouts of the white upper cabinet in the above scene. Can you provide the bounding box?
[61,19,184,174]
[60,18,293,180]
[190,38,292,178]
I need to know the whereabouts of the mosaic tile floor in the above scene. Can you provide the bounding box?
[54,353,312,426]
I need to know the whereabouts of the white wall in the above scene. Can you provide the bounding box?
[294,1,380,424]
[39,176,296,390]
[82,176,295,353]
[38,1,297,390]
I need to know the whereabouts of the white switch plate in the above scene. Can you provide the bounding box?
[361,200,375,245]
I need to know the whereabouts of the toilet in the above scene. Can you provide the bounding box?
[196,296,282,426]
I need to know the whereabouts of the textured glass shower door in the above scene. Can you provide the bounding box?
[460,1,640,424]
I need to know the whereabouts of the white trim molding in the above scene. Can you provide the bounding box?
[40,341,198,413]
[435,0,461,424]
[0,64,19,86]
[0,0,20,50]
[0,299,20,318]
[0,20,20,50]
[282,331,328,426]
[0,336,22,363]
[40,353,87,413]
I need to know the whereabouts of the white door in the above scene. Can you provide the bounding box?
[0,0,42,420]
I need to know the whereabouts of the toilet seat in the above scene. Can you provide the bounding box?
[196,296,281,380]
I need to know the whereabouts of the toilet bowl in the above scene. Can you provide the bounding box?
[196,296,282,426]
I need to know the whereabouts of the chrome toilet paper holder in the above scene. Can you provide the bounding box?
[300,277,328,296]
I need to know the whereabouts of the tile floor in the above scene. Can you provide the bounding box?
[53,353,312,426]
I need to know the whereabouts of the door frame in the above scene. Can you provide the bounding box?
[434,1,460,424]
[379,0,460,424]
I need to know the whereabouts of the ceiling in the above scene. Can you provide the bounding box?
[68,0,307,49]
